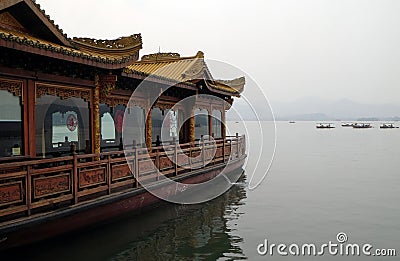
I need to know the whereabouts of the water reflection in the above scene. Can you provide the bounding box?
[3,174,247,261]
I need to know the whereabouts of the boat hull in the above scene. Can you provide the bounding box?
[0,157,246,250]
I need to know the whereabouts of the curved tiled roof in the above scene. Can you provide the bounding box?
[205,78,245,97]
[0,27,139,67]
[0,0,142,68]
[123,52,205,83]
[0,0,245,96]
[123,51,245,96]
[72,35,142,57]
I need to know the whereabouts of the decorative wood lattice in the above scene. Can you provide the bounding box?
[0,78,23,97]
[36,84,90,101]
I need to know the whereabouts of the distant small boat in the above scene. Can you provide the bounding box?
[316,123,335,129]
[380,123,399,129]
[289,121,296,124]
[341,123,353,127]
[353,123,373,129]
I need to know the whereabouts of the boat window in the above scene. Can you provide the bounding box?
[100,104,116,151]
[212,110,222,139]
[152,108,179,146]
[100,104,125,151]
[0,90,23,157]
[35,95,91,157]
[52,111,79,147]
[124,106,146,147]
[194,109,209,140]
[101,112,115,140]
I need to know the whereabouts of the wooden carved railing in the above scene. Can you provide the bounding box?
[0,135,246,221]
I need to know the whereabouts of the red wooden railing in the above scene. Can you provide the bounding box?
[0,135,245,221]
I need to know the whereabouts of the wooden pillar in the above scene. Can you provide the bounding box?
[26,79,36,157]
[189,109,195,143]
[221,108,226,140]
[93,75,101,155]
[72,144,78,204]
[208,109,213,138]
[146,108,153,149]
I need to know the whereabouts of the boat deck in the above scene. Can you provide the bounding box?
[0,136,246,224]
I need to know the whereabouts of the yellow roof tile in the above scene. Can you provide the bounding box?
[123,51,245,96]
[123,52,205,83]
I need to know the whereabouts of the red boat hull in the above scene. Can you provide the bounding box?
[0,158,245,250]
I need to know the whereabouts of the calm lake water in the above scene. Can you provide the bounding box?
[4,121,400,260]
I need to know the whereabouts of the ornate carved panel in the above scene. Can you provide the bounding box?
[0,181,23,206]
[139,159,156,174]
[99,74,117,99]
[128,98,148,109]
[191,151,201,163]
[215,147,223,158]
[101,96,127,107]
[0,78,23,97]
[36,83,90,101]
[195,103,212,113]
[205,149,214,161]
[101,96,147,109]
[112,164,132,181]
[159,156,173,170]
[224,146,231,157]
[177,153,190,166]
[79,168,106,188]
[154,101,176,111]
[33,174,70,199]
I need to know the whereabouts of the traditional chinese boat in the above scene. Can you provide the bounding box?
[380,123,399,129]
[352,123,373,129]
[316,123,335,129]
[341,123,354,127]
[0,0,247,249]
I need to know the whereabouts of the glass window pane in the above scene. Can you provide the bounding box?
[194,109,209,140]
[0,90,23,157]
[36,95,90,157]
[124,106,145,147]
[101,112,115,140]
[52,111,79,148]
[100,103,120,151]
[212,110,222,139]
[152,108,179,146]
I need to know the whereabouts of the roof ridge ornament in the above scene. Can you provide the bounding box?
[141,52,181,62]
[216,77,246,87]
[73,34,142,50]
[195,51,204,58]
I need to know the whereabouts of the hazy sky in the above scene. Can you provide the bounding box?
[36,0,400,104]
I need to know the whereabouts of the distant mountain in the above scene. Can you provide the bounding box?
[227,96,400,121]
[276,113,331,121]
